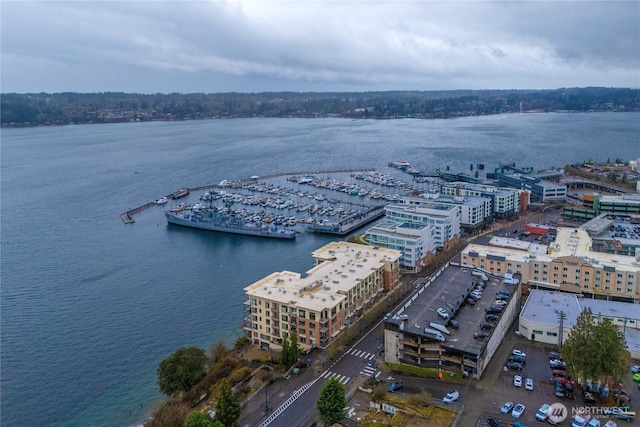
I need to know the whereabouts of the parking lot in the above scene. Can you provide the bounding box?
[458,317,639,426]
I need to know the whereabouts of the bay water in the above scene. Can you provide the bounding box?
[1,113,638,426]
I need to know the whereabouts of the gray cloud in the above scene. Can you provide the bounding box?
[2,1,638,93]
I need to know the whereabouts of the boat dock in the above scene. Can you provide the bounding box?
[307,205,386,235]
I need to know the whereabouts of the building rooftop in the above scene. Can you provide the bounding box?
[489,236,548,254]
[464,227,640,273]
[244,242,401,312]
[520,289,640,356]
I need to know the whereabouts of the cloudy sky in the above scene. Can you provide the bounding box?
[2,1,639,93]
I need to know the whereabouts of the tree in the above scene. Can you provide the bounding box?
[184,410,215,427]
[209,337,228,364]
[280,333,291,367]
[562,309,630,388]
[562,309,598,382]
[594,317,630,386]
[157,346,209,395]
[215,378,240,427]
[289,331,301,366]
[317,377,345,426]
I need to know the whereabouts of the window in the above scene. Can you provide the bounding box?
[298,309,306,318]
[310,312,316,321]
[533,330,543,335]
[299,328,306,335]
[547,332,558,337]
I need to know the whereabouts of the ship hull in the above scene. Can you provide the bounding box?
[165,211,296,239]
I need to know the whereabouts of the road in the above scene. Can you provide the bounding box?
[256,322,385,427]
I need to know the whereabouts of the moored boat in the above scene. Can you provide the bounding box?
[155,197,169,205]
[164,208,296,239]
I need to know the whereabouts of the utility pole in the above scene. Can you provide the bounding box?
[557,310,567,348]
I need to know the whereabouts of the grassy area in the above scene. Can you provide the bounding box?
[385,362,464,381]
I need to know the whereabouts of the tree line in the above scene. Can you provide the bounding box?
[2,87,638,127]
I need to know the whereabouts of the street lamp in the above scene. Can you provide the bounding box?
[262,389,270,412]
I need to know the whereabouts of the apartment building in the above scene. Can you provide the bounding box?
[243,242,401,351]
[461,227,640,302]
[440,182,525,219]
[365,221,435,272]
[398,194,490,230]
[383,201,461,251]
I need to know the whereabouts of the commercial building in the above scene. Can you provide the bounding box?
[564,193,640,221]
[461,227,640,302]
[498,173,567,202]
[519,289,640,359]
[365,221,435,273]
[243,242,401,351]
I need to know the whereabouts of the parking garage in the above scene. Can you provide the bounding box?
[383,264,521,378]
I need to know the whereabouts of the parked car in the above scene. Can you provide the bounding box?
[633,372,640,382]
[448,319,460,329]
[507,361,523,371]
[512,403,525,418]
[551,369,565,378]
[565,382,575,399]
[554,379,565,398]
[549,351,563,360]
[485,307,502,314]
[513,422,526,427]
[583,391,596,404]
[474,332,487,339]
[509,355,526,364]
[493,300,508,307]
[500,401,514,414]
[442,390,459,403]
[525,378,534,391]
[495,294,508,301]
[387,380,403,392]
[631,365,640,373]
[465,297,476,305]
[496,290,511,297]
[512,349,526,357]
[470,291,482,299]
[513,375,523,387]
[487,417,503,427]
[480,322,494,330]
[550,359,566,369]
[437,307,449,319]
[485,314,499,321]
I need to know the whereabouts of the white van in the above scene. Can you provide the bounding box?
[572,413,592,427]
[535,404,550,421]
[587,419,600,427]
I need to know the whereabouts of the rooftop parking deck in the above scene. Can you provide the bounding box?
[386,265,518,354]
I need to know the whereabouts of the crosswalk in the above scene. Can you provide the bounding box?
[320,370,351,385]
[360,364,381,378]
[346,348,376,360]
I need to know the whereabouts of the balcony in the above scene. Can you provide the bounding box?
[320,318,329,326]
[320,337,329,347]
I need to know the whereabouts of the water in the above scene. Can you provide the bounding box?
[1,113,638,426]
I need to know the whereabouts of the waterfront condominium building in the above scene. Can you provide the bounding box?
[399,194,491,230]
[383,200,461,251]
[243,241,401,351]
[440,182,527,219]
[364,221,436,272]
[461,227,640,302]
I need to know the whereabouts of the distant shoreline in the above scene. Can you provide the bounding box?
[3,87,638,128]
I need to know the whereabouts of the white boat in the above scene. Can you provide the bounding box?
[155,197,169,205]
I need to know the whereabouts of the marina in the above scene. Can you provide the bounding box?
[120,168,412,236]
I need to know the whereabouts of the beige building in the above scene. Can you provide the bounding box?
[243,242,401,351]
[461,227,640,302]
